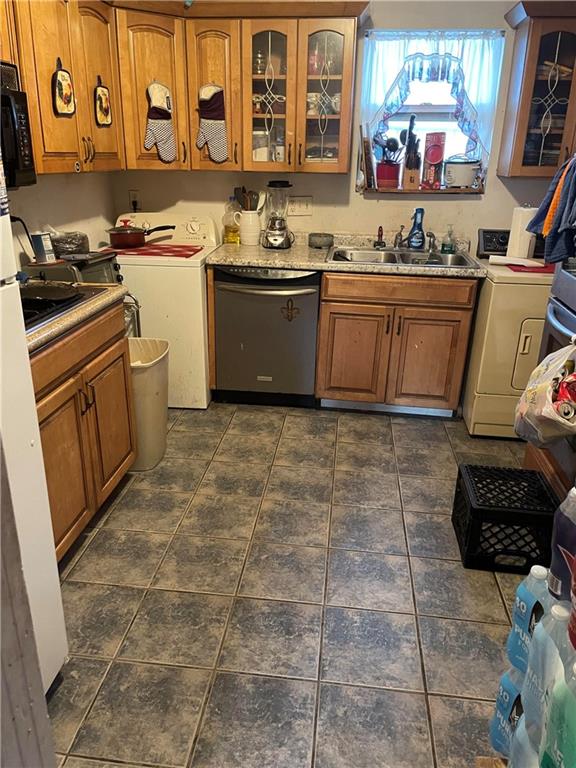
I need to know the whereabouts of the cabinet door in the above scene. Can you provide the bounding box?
[386,306,471,410]
[500,18,576,177]
[117,9,190,170]
[14,0,83,174]
[187,19,242,170]
[71,1,125,171]
[1,0,18,65]
[37,375,95,559]
[296,18,356,173]
[316,302,393,402]
[241,19,298,171]
[83,338,136,508]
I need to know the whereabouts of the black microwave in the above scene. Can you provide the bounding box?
[1,61,36,188]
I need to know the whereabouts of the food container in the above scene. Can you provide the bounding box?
[107,220,175,249]
[443,155,481,188]
[308,232,334,249]
[50,230,90,256]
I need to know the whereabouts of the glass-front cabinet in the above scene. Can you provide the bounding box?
[242,18,356,173]
[499,15,576,177]
[242,20,297,172]
[296,19,356,173]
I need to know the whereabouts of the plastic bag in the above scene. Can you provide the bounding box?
[515,342,576,446]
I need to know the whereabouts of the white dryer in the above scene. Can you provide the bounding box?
[113,212,220,409]
[463,263,553,437]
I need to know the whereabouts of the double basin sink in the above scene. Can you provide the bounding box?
[327,247,474,268]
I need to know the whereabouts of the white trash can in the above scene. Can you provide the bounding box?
[129,338,170,471]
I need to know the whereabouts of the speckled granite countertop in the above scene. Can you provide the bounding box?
[27,284,128,353]
[206,243,487,279]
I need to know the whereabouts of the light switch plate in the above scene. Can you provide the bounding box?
[287,196,313,216]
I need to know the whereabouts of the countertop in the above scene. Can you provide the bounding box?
[27,284,128,353]
[206,243,487,279]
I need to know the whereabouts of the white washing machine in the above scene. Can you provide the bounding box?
[463,262,553,437]
[113,212,220,409]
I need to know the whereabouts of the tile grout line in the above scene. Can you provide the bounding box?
[309,423,338,768]
[185,408,283,768]
[394,420,439,768]
[63,411,233,765]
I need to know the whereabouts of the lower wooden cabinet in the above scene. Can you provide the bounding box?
[385,306,472,409]
[315,302,392,402]
[37,374,96,557]
[315,275,477,410]
[32,303,136,560]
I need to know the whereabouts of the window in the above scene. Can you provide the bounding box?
[360,29,505,186]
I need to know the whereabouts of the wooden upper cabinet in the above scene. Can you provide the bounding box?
[116,9,190,170]
[498,15,576,177]
[83,338,136,508]
[296,18,356,173]
[241,19,298,171]
[14,0,83,174]
[386,306,472,410]
[70,1,125,171]
[1,0,19,66]
[316,301,393,402]
[187,19,242,170]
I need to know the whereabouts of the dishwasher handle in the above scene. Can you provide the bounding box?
[546,302,576,344]
[216,284,318,297]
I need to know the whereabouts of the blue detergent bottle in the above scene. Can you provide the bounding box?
[507,565,552,674]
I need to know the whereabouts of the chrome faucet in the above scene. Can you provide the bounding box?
[426,231,437,253]
[393,225,406,249]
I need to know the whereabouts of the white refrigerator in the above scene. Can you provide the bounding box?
[1,157,68,691]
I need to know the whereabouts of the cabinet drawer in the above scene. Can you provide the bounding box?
[322,273,477,308]
[31,302,125,397]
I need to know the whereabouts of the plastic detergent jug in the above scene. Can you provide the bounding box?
[490,667,525,756]
[548,488,576,603]
[539,661,576,768]
[509,715,540,768]
[508,566,552,674]
[522,604,572,753]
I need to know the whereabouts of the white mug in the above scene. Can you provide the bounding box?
[234,210,261,246]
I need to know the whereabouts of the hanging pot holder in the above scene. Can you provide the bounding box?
[94,75,112,126]
[51,57,76,117]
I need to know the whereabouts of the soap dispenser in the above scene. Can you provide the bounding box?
[407,208,425,249]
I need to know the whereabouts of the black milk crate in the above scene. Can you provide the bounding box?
[452,465,558,574]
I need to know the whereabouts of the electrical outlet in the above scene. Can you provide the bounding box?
[128,189,141,212]
[287,196,313,216]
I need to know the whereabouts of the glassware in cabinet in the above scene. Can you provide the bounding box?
[242,20,297,171]
[296,19,356,173]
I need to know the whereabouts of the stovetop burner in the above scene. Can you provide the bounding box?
[20,282,107,330]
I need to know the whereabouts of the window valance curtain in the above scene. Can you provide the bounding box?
[361,29,505,161]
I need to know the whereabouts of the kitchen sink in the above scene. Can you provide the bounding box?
[398,252,473,267]
[328,248,399,264]
[327,246,475,268]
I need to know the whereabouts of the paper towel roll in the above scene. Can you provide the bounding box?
[507,206,538,258]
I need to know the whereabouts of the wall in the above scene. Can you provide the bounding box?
[11,0,551,250]
[8,172,115,264]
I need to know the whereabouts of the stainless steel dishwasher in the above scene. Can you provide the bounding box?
[214,267,321,394]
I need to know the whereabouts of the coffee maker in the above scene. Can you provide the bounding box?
[261,180,295,249]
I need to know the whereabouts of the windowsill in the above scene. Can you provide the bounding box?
[362,185,484,196]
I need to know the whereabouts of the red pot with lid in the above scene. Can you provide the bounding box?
[107,219,176,249]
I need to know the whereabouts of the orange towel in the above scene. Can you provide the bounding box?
[543,159,573,236]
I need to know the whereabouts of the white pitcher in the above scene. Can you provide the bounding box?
[234,210,261,246]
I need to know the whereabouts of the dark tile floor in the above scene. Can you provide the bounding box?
[54,404,524,768]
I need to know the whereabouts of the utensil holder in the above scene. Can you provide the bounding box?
[376,162,400,190]
[234,211,261,246]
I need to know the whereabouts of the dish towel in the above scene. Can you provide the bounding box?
[196,84,229,163]
[144,82,177,163]
[528,157,576,263]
